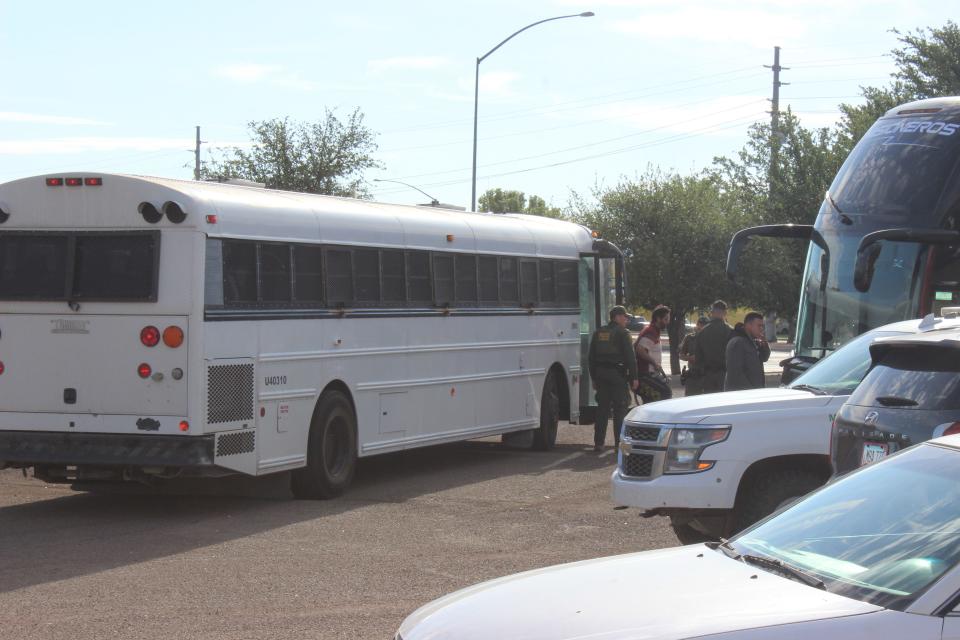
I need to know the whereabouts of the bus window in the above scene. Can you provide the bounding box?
[478,256,499,303]
[381,250,405,303]
[405,251,431,304]
[223,240,257,305]
[325,248,354,306]
[557,261,578,306]
[432,254,454,306]
[499,257,519,303]
[293,244,323,304]
[0,233,68,299]
[540,260,556,304]
[520,260,538,305]
[354,248,380,304]
[258,243,292,303]
[455,254,478,304]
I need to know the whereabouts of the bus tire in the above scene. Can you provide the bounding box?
[291,390,357,499]
[531,370,560,451]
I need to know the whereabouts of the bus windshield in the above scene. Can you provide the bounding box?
[795,237,922,358]
[830,115,960,220]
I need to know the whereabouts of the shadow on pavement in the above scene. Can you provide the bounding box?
[0,431,612,594]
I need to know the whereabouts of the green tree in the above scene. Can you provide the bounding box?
[479,188,564,218]
[573,170,747,372]
[201,109,382,197]
[838,21,960,149]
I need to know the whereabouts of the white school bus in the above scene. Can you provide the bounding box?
[0,174,624,497]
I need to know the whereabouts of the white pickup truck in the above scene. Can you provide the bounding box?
[611,316,957,542]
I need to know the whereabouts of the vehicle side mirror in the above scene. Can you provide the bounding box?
[853,243,882,293]
[779,355,818,385]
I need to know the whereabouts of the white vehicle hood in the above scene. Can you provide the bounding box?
[631,388,835,424]
[398,545,878,640]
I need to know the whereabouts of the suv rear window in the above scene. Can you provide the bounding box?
[848,345,960,410]
[0,231,159,301]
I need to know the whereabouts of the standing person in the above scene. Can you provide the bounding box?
[694,300,732,393]
[634,305,672,404]
[679,316,708,396]
[724,312,766,391]
[588,306,639,452]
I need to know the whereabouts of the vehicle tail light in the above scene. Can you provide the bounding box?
[137,363,152,379]
[65,177,83,187]
[179,420,189,432]
[84,177,102,186]
[140,326,160,347]
[162,325,184,348]
[45,177,63,187]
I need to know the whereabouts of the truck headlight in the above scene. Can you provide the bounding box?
[664,426,730,474]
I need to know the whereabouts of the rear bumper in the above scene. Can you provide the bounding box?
[0,430,215,467]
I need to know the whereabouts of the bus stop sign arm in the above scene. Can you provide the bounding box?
[854,228,960,292]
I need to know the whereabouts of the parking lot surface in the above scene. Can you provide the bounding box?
[0,423,677,640]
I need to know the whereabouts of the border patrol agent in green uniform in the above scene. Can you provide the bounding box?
[588,306,639,451]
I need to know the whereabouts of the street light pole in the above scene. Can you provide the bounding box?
[373,178,440,206]
[470,11,594,212]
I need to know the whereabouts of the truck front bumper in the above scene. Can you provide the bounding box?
[610,461,742,511]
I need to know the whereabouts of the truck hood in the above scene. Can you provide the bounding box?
[397,545,878,640]
[629,387,835,424]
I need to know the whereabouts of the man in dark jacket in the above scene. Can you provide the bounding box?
[724,311,766,391]
[588,306,639,451]
[694,300,732,393]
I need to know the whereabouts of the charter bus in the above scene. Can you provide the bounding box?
[728,96,960,379]
[0,174,624,497]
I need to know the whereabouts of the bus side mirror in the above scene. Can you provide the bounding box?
[854,243,882,292]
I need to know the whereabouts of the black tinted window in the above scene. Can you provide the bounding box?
[520,260,538,305]
[382,250,405,303]
[223,240,257,304]
[354,248,380,303]
[540,260,556,303]
[557,261,578,305]
[406,251,431,303]
[455,254,477,304]
[479,256,498,302]
[293,245,323,303]
[499,257,518,303]
[325,249,353,304]
[0,234,68,299]
[850,346,960,410]
[259,243,291,303]
[433,254,454,305]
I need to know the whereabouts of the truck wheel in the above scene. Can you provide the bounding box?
[291,390,357,499]
[531,371,560,451]
[670,518,714,545]
[734,469,823,533]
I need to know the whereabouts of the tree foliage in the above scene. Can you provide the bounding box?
[201,109,382,197]
[479,188,564,218]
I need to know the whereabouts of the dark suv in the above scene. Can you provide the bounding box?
[831,329,960,476]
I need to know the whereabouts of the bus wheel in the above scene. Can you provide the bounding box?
[291,390,357,499]
[532,370,560,451]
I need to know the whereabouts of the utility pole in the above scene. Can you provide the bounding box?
[193,126,203,181]
[764,46,789,190]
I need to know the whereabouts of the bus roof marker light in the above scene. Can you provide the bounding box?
[45,177,63,187]
[65,177,83,187]
[84,177,102,186]
[163,201,187,224]
[138,202,162,224]
[205,214,217,224]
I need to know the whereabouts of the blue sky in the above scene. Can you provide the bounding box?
[0,1,955,209]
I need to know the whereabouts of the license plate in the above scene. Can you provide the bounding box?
[861,442,889,465]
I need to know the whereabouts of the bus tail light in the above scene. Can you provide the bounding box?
[179,420,189,432]
[140,326,160,347]
[163,325,184,348]
[45,177,63,187]
[137,363,152,379]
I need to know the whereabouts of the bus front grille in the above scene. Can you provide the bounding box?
[207,363,255,424]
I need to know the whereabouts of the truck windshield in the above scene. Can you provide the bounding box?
[830,115,960,220]
[787,329,904,395]
[732,442,960,610]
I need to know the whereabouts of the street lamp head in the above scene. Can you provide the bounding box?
[580,11,595,17]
